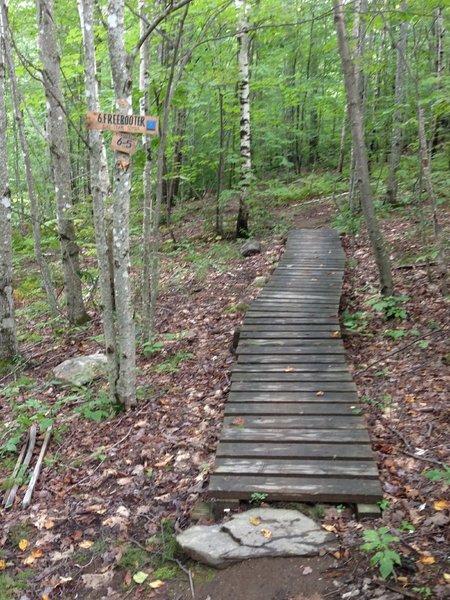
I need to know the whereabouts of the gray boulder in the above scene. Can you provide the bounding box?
[240,240,262,257]
[176,508,336,569]
[53,353,108,386]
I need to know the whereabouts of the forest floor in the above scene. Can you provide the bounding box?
[0,189,449,600]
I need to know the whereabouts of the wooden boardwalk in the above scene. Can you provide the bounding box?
[209,229,383,504]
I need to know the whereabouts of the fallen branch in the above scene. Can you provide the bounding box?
[4,424,37,510]
[2,431,29,507]
[22,425,52,509]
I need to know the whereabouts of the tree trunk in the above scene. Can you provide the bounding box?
[1,0,58,315]
[417,105,448,295]
[107,0,136,409]
[0,6,17,360]
[235,0,251,238]
[333,0,393,296]
[216,89,226,236]
[78,0,118,399]
[36,0,88,325]
[385,6,408,205]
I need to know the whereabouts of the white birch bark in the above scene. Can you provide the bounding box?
[140,0,154,342]
[385,6,408,205]
[0,7,17,360]
[107,0,136,409]
[333,0,393,296]
[235,0,251,238]
[1,0,58,315]
[36,0,88,325]
[77,0,118,399]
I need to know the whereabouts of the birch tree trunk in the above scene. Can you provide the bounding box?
[1,0,58,315]
[107,0,136,409]
[36,0,88,325]
[385,7,408,205]
[140,0,154,342]
[333,0,393,296]
[78,0,118,399]
[0,7,17,360]
[235,0,251,238]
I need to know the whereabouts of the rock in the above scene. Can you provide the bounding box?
[251,276,267,288]
[52,353,108,386]
[176,508,336,569]
[240,240,261,257]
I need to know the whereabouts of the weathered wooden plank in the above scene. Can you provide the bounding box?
[221,428,370,443]
[224,415,365,429]
[216,442,374,459]
[208,476,382,503]
[228,391,359,403]
[231,371,352,382]
[241,325,341,332]
[237,346,345,355]
[237,355,347,364]
[225,402,359,415]
[231,382,356,392]
[238,339,343,348]
[232,363,349,372]
[214,459,379,478]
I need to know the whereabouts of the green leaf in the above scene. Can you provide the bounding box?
[133,571,149,584]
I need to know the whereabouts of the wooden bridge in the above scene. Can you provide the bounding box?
[209,229,383,506]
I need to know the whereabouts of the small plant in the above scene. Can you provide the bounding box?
[400,520,415,533]
[342,311,370,332]
[366,295,409,320]
[422,465,450,485]
[152,566,178,581]
[154,352,193,374]
[250,492,268,504]
[383,329,408,340]
[142,340,164,357]
[378,498,390,511]
[74,390,115,423]
[360,526,401,578]
[412,587,433,599]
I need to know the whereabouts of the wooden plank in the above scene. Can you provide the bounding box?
[216,442,374,459]
[228,391,359,403]
[237,346,345,355]
[232,363,349,372]
[237,355,347,364]
[223,415,365,429]
[231,372,352,382]
[240,331,341,339]
[221,428,370,443]
[214,458,379,478]
[241,325,341,332]
[225,402,359,415]
[238,339,344,348]
[231,382,356,392]
[208,475,382,503]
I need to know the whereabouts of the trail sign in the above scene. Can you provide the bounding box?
[86,111,159,135]
[111,132,138,155]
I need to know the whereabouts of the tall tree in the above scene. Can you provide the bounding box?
[235,0,252,238]
[385,4,408,205]
[77,0,118,399]
[0,3,17,360]
[36,0,88,324]
[333,0,393,296]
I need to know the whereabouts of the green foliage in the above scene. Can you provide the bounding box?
[119,545,148,571]
[0,570,34,599]
[142,341,165,357]
[154,352,193,374]
[74,389,117,423]
[360,527,401,579]
[412,587,433,598]
[152,566,178,581]
[249,492,268,504]
[400,520,415,533]
[342,311,370,332]
[332,205,363,235]
[366,295,410,320]
[422,465,450,485]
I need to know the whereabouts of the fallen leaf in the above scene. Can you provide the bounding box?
[397,576,408,585]
[124,570,132,586]
[79,540,94,549]
[32,548,44,559]
[419,555,436,565]
[23,554,36,565]
[443,573,450,583]
[249,516,262,526]
[117,477,133,486]
[322,524,337,533]
[149,580,165,589]
[42,595,50,600]
[19,539,30,552]
[85,504,107,514]
[133,571,149,584]
[331,331,341,337]
[0,559,5,571]
[231,417,245,426]
[82,571,114,589]
[434,499,450,511]
[260,528,272,538]
[154,455,174,468]
[315,390,325,397]
[302,566,313,575]
[44,519,55,529]
[284,367,295,372]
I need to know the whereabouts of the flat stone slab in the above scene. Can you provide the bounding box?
[176,508,336,568]
[53,353,108,387]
